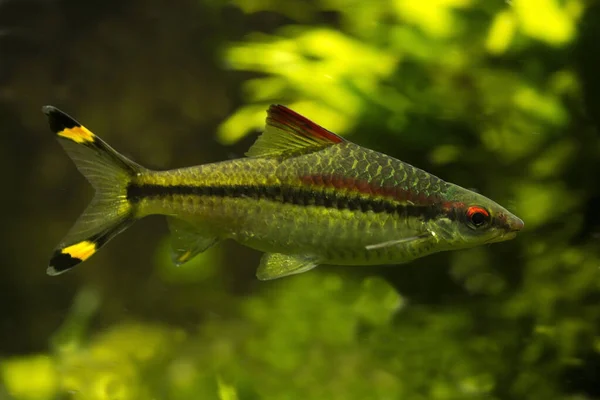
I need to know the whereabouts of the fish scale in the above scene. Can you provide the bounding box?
[129,143,451,265]
[42,103,523,279]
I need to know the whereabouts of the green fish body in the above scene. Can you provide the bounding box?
[44,104,523,280]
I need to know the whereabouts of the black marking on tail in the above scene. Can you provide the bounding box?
[126,183,444,220]
[42,106,80,133]
[43,104,143,275]
[49,250,82,273]
[43,105,140,176]
[48,217,134,275]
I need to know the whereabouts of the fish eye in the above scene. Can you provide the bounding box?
[465,206,490,229]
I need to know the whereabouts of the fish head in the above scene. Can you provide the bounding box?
[427,184,524,250]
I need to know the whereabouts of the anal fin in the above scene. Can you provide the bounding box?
[167,217,219,266]
[256,253,319,280]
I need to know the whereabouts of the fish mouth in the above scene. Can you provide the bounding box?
[489,215,523,243]
[509,217,524,232]
[503,231,517,240]
[485,231,517,244]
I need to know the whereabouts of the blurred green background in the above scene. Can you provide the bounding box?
[1,0,599,398]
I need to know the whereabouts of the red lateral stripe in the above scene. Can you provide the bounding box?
[299,174,439,205]
[267,105,345,144]
[442,201,464,212]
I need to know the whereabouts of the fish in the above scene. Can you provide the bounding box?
[42,104,524,280]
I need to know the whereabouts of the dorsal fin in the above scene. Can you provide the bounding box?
[246,105,345,158]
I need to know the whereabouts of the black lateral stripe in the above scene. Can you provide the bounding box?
[127,183,442,220]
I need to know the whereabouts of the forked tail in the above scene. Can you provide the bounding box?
[43,106,144,275]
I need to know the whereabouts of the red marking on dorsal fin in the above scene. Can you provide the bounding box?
[267,105,345,144]
[246,105,346,158]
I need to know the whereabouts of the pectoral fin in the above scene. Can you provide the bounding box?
[167,217,219,266]
[365,233,433,251]
[256,253,319,280]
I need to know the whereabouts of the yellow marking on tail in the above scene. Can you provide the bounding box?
[178,250,192,263]
[58,126,95,144]
[61,241,97,261]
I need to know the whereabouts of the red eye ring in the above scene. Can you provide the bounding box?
[466,206,490,228]
[466,206,489,218]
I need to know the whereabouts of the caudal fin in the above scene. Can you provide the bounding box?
[43,105,144,276]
